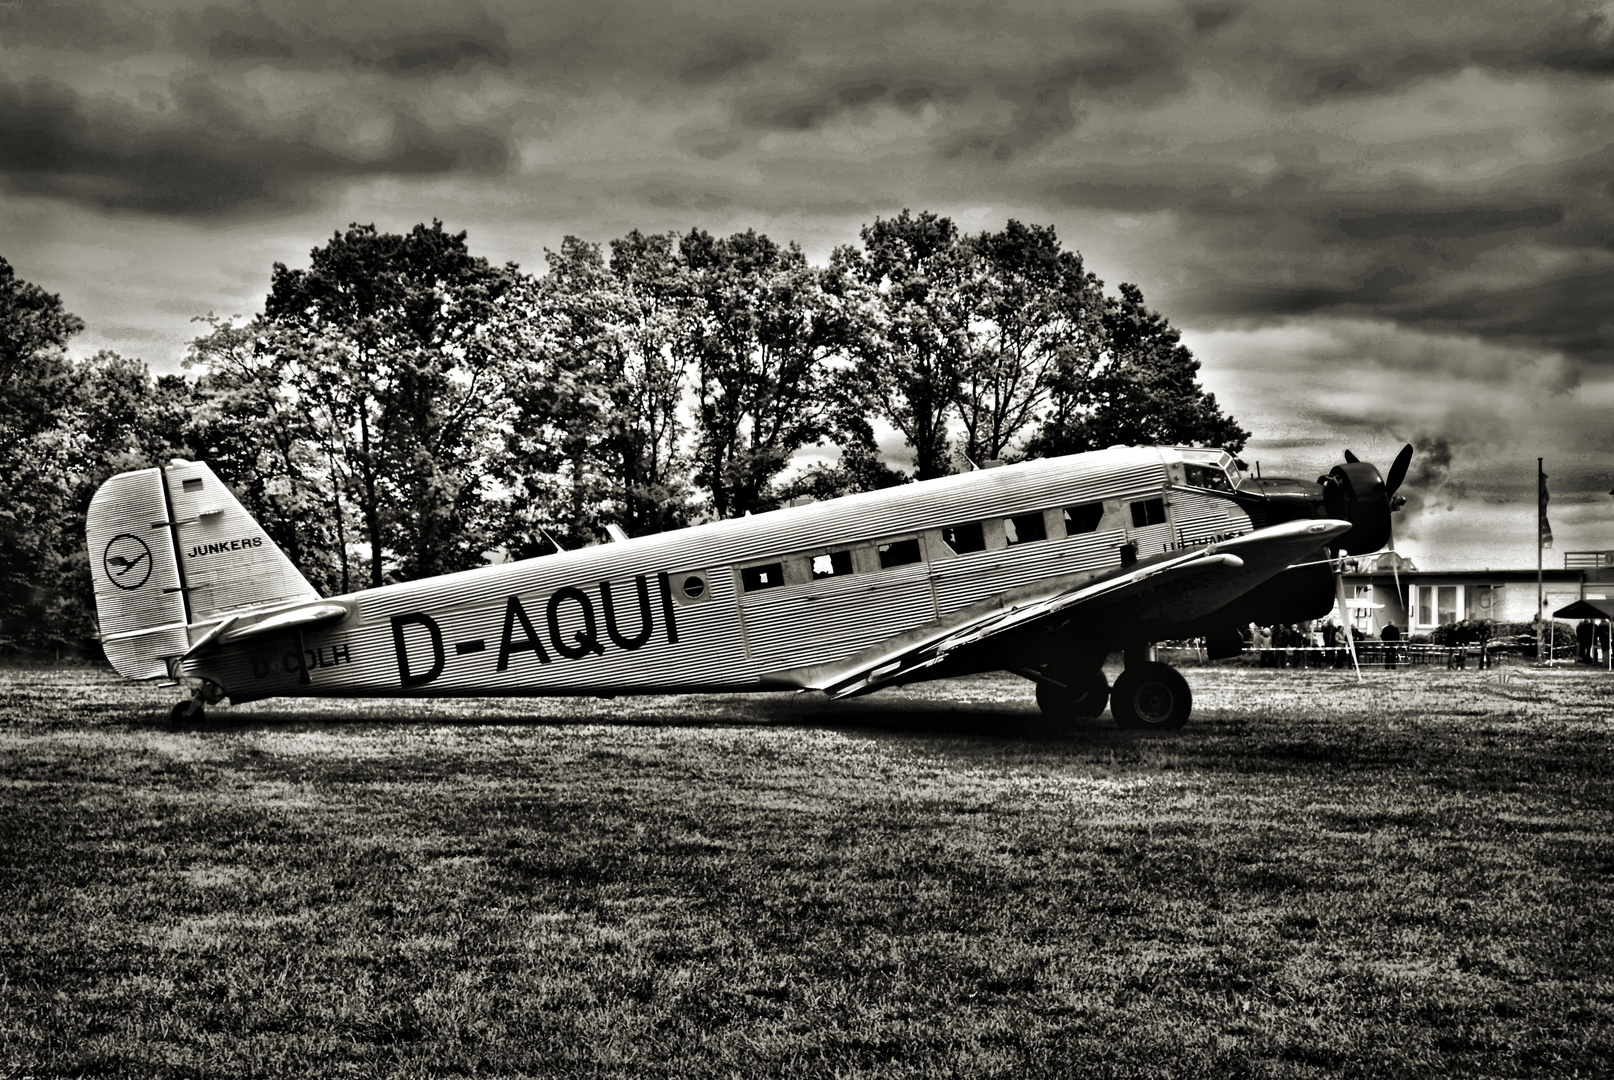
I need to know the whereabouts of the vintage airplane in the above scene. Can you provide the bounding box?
[86,442,1412,730]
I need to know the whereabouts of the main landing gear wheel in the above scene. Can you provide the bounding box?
[170,701,204,722]
[1111,662,1191,730]
[1036,670,1110,724]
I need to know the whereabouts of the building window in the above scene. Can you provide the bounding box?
[811,550,854,579]
[941,521,987,555]
[1130,498,1167,528]
[878,538,923,568]
[1063,503,1104,535]
[1352,585,1374,631]
[1005,512,1047,545]
[1413,585,1464,627]
[741,563,785,591]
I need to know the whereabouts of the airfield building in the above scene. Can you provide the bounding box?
[1342,550,1614,636]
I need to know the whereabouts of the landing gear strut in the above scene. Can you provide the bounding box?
[1111,661,1192,730]
[170,680,225,724]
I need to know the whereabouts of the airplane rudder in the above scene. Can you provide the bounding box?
[161,460,321,621]
[87,466,189,679]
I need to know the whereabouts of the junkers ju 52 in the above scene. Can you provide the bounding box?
[87,443,1413,729]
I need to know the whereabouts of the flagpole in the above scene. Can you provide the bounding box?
[1538,457,1545,662]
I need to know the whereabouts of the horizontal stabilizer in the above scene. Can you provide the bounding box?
[217,602,351,644]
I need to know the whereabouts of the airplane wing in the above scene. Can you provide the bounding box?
[795,517,1350,700]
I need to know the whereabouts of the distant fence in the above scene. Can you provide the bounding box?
[1157,642,1514,670]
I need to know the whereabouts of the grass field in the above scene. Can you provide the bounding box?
[2,665,1612,1078]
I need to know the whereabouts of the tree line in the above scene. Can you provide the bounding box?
[0,211,1246,653]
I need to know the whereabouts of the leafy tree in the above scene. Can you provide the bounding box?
[606,230,697,534]
[1,321,195,650]
[840,210,974,480]
[0,259,87,651]
[187,316,352,594]
[1029,282,1248,456]
[495,239,621,555]
[0,256,84,392]
[773,364,908,503]
[955,221,1104,464]
[262,221,517,585]
[681,228,851,517]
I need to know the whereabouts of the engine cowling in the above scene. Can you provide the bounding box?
[1320,461,1391,555]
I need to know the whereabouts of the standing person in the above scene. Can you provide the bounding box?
[1381,622,1401,668]
[1577,619,1594,663]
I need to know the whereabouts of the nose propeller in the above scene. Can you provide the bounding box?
[1326,443,1414,678]
[1385,443,1413,501]
[1323,443,1414,556]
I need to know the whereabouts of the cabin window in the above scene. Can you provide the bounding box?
[182,477,204,492]
[1130,498,1167,528]
[740,563,785,592]
[1005,512,1047,545]
[941,521,986,555]
[671,571,712,606]
[811,550,855,579]
[877,538,923,568]
[1063,502,1105,535]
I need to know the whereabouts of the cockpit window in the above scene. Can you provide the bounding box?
[1184,463,1233,492]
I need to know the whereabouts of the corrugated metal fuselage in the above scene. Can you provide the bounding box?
[181,447,1257,703]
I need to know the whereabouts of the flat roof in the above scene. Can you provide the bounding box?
[1345,568,1588,583]
[1554,598,1614,620]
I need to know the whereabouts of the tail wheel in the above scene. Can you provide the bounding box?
[1111,662,1191,730]
[1036,670,1110,724]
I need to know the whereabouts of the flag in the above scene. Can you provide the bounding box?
[1539,461,1553,550]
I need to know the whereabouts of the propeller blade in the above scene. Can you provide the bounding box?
[1386,443,1414,496]
[1343,449,1360,464]
[1333,548,1362,682]
[1387,515,1403,611]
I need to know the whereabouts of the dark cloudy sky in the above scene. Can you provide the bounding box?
[5,0,1612,568]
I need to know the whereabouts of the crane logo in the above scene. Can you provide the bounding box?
[103,533,153,590]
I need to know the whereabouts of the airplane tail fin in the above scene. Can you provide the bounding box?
[87,460,321,680]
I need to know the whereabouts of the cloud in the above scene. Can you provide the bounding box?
[676,36,774,86]
[0,74,507,217]
[172,5,512,76]
[0,0,153,50]
[1332,206,1566,241]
